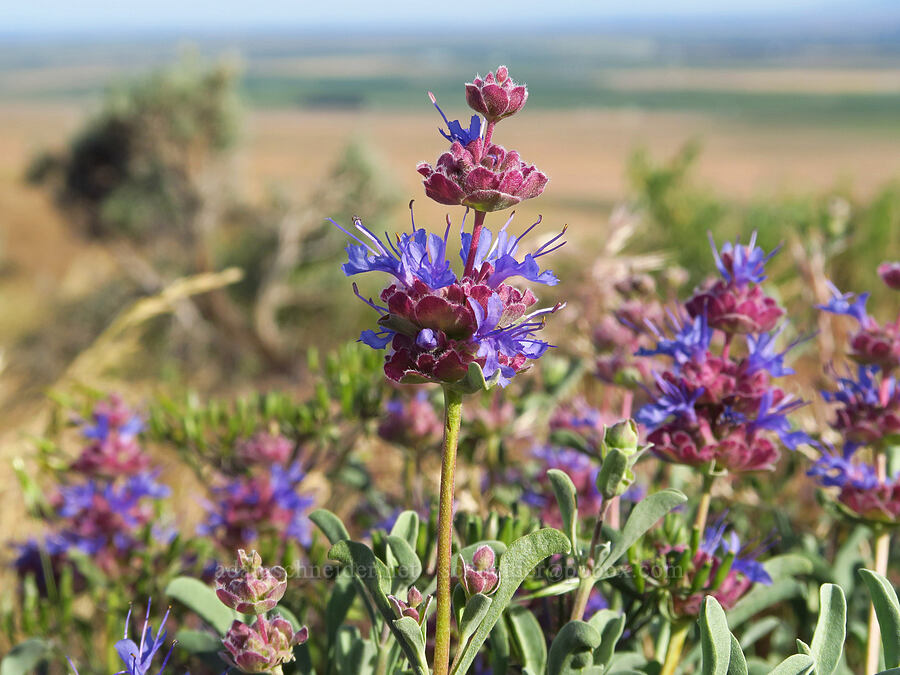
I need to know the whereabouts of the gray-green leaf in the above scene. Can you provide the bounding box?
[859,568,900,668]
[809,583,846,675]
[507,605,547,674]
[165,576,236,635]
[596,489,687,577]
[310,508,350,544]
[450,528,570,675]
[700,596,732,675]
[768,654,815,675]
[0,638,51,675]
[547,620,604,674]
[547,469,579,555]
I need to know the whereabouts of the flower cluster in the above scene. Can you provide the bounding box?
[335,67,562,389]
[237,432,294,467]
[377,389,442,449]
[418,67,545,212]
[592,273,668,387]
[635,234,809,473]
[15,397,170,584]
[655,518,771,618]
[809,267,900,524]
[199,460,314,550]
[216,549,288,614]
[216,549,309,673]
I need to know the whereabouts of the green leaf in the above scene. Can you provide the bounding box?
[739,617,781,650]
[728,579,805,629]
[547,620,604,674]
[390,511,420,550]
[329,540,426,675]
[385,535,422,588]
[587,609,625,668]
[459,594,493,645]
[729,634,749,675]
[450,528,570,675]
[809,583,846,675]
[700,596,732,675]
[763,555,814,580]
[597,489,687,576]
[326,575,357,646]
[859,569,900,668]
[165,576,236,635]
[768,654,815,675]
[547,469,578,555]
[507,605,547,674]
[174,629,221,654]
[0,638,50,675]
[595,447,630,500]
[393,616,429,674]
[334,626,376,675]
[311,508,351,544]
[489,618,511,675]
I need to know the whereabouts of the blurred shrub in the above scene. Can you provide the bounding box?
[27,56,240,242]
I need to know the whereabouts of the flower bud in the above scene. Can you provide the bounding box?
[388,587,429,624]
[221,615,307,673]
[465,66,529,123]
[457,549,500,597]
[471,544,495,571]
[603,420,640,457]
[216,549,288,615]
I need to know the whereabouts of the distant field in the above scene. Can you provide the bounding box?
[3,31,900,127]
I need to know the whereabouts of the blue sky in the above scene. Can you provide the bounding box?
[0,0,866,35]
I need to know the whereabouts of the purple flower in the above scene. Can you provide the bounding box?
[335,211,561,387]
[743,391,810,451]
[709,231,778,287]
[637,311,712,368]
[700,517,772,585]
[460,215,563,287]
[808,446,879,490]
[200,462,315,550]
[817,281,871,325]
[636,375,703,429]
[430,92,482,146]
[744,327,804,378]
[114,600,175,675]
[335,217,457,290]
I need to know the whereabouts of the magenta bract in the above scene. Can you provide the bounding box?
[465,65,528,123]
[879,261,900,290]
[215,549,288,615]
[221,615,308,673]
[417,139,548,212]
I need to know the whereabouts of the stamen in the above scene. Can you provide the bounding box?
[428,91,452,129]
[353,217,389,255]
[534,225,568,257]
[329,218,374,253]
[352,283,388,313]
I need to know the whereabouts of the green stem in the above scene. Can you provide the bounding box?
[866,453,890,674]
[660,466,716,674]
[434,386,464,675]
[660,621,691,675]
[570,500,612,622]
